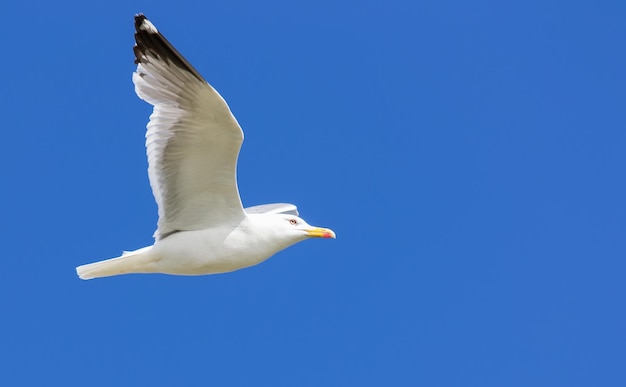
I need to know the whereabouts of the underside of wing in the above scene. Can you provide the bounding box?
[244,203,299,216]
[133,14,246,240]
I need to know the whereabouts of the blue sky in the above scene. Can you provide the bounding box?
[1,0,625,385]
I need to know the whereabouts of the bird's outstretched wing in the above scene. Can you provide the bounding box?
[133,14,245,240]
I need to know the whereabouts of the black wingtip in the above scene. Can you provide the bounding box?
[133,14,149,65]
[134,14,147,29]
[132,14,205,82]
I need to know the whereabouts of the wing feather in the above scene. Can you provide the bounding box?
[245,203,299,216]
[132,14,245,240]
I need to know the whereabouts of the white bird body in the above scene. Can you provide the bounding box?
[77,214,313,279]
[75,15,334,280]
[153,214,309,274]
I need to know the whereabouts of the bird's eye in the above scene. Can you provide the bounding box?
[289,219,297,225]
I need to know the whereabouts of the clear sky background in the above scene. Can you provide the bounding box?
[1,0,625,385]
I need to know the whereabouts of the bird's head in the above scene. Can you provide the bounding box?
[280,214,336,240]
[249,213,336,248]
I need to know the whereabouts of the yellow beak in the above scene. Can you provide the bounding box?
[306,227,336,239]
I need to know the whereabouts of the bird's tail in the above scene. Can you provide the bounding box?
[76,246,154,280]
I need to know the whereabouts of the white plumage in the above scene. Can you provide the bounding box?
[75,14,334,280]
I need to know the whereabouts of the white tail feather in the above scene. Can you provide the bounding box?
[76,246,154,280]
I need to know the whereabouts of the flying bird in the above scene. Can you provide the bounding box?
[76,14,335,280]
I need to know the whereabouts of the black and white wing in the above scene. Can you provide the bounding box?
[133,14,245,239]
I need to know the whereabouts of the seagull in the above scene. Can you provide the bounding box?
[76,14,335,280]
